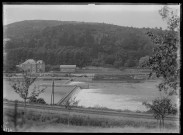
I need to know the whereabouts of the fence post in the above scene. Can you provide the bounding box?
[14,100,18,131]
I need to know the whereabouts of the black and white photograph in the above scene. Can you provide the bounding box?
[3,3,180,133]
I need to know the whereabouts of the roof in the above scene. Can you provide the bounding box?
[21,59,45,65]
[60,65,76,68]
[21,59,36,64]
[37,60,44,64]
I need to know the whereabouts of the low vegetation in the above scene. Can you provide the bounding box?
[3,108,178,132]
[28,97,46,104]
[143,97,177,129]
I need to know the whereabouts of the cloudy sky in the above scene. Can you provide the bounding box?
[3,4,180,29]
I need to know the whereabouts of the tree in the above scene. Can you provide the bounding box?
[64,97,79,126]
[147,6,180,95]
[138,55,150,68]
[9,72,47,113]
[143,5,180,130]
[143,96,177,129]
[74,50,89,68]
[104,55,115,65]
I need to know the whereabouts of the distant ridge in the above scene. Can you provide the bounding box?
[4,20,165,72]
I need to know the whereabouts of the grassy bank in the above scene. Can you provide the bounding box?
[24,124,180,133]
[3,98,149,114]
[75,105,148,113]
[3,108,178,132]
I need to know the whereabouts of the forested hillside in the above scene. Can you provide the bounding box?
[3,20,165,72]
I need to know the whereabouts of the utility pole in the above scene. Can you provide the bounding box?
[51,79,55,105]
[53,79,54,105]
[51,88,52,105]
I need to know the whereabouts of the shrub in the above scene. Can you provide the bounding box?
[37,98,46,104]
[28,97,46,104]
[4,108,178,131]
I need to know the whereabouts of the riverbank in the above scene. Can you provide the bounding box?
[3,107,179,132]
[24,124,180,133]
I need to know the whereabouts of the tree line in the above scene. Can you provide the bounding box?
[4,20,166,72]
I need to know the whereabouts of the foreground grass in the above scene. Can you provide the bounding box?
[25,123,179,133]
[3,108,179,132]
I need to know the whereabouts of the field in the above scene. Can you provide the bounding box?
[3,108,179,133]
[26,124,179,133]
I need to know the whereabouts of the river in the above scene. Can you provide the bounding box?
[3,79,178,112]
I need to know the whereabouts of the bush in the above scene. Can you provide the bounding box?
[28,97,46,104]
[37,98,46,104]
[29,97,37,103]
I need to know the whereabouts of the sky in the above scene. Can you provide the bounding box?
[3,4,180,29]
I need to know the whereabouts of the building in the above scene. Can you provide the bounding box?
[36,60,45,73]
[60,65,76,73]
[16,59,45,73]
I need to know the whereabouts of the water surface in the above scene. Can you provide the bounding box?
[73,81,162,111]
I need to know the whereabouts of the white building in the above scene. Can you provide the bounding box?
[60,65,76,73]
[16,59,45,73]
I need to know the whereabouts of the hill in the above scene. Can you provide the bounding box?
[3,20,164,72]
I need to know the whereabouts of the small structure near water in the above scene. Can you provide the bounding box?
[60,65,76,73]
[68,81,89,89]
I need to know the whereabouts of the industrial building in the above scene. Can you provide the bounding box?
[16,59,45,73]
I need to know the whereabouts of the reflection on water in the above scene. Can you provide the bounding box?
[72,81,179,112]
[74,89,147,111]
[72,81,162,112]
